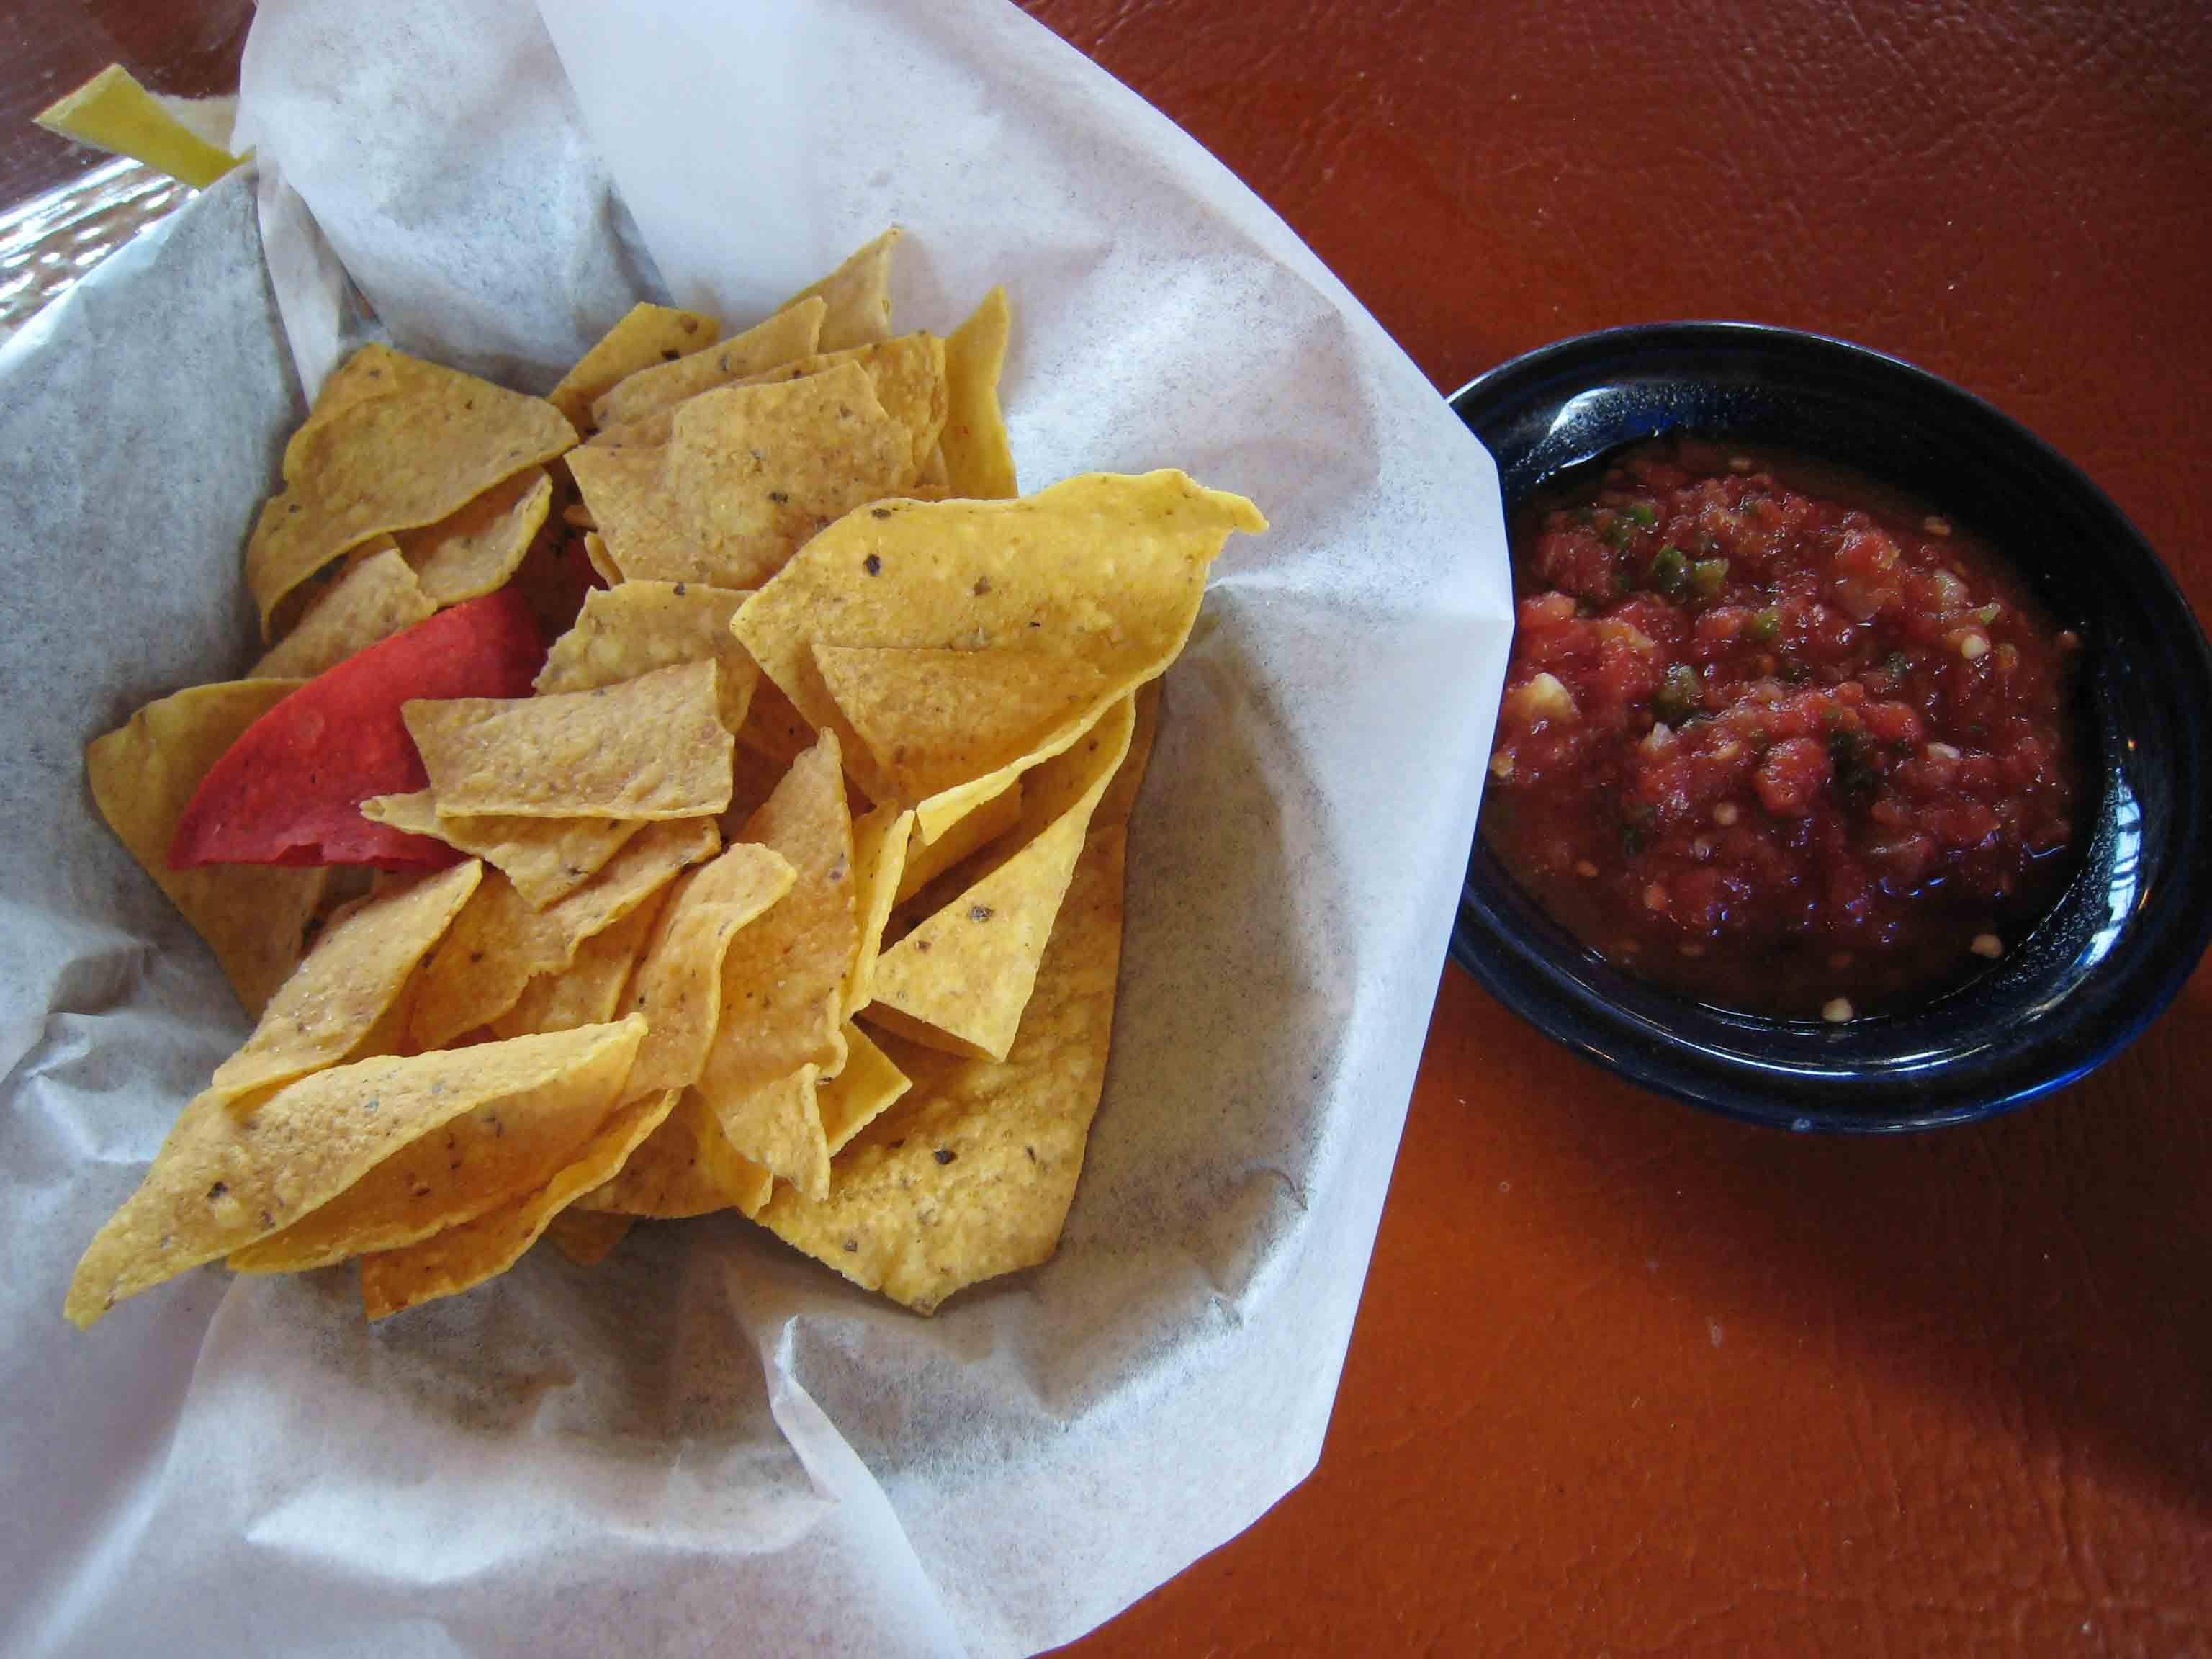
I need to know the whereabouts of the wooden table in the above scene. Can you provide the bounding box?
[14,3,2208,1653]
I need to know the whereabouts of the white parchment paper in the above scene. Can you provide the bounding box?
[0,2,1511,1654]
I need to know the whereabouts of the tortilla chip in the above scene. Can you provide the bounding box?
[845,804,912,1018]
[866,697,1132,1061]
[250,545,435,680]
[941,286,1016,499]
[623,842,799,1095]
[543,814,720,942]
[549,302,719,431]
[407,817,718,1050]
[581,530,622,586]
[84,679,327,1015]
[814,644,1107,806]
[775,228,899,353]
[228,1010,641,1272]
[403,869,572,1050]
[245,343,575,635]
[392,467,554,606]
[912,444,951,502]
[64,1017,647,1326]
[894,778,1021,906]
[359,1086,675,1319]
[405,660,732,820]
[1098,679,1162,830]
[735,673,816,772]
[489,898,662,1039]
[536,580,760,732]
[207,860,482,1106]
[818,1024,911,1156]
[361,790,643,909]
[732,470,1262,836]
[588,297,826,433]
[573,1087,772,1218]
[693,735,855,1198]
[760,820,1127,1313]
[567,364,914,590]
[542,1208,633,1266]
[730,333,948,480]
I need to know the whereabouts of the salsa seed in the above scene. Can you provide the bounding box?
[1960,633,1990,660]
[1489,750,1516,780]
[1821,997,1854,1023]
[1643,884,1668,911]
[1924,516,1952,536]
[1971,933,2003,958]
[1712,801,1740,826]
[1574,859,1599,878]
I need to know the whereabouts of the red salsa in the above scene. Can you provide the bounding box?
[1480,436,2082,1020]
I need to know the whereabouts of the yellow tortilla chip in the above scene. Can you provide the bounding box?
[732,470,1262,837]
[818,1024,911,1156]
[814,644,1107,806]
[760,819,1127,1313]
[359,1086,675,1319]
[404,869,571,1051]
[581,530,622,586]
[542,1208,632,1265]
[206,859,482,1105]
[845,804,911,1018]
[776,228,899,353]
[407,819,715,1049]
[942,286,1016,499]
[574,1087,772,1218]
[405,660,733,819]
[895,778,1021,906]
[36,63,243,190]
[250,545,434,679]
[228,1012,640,1272]
[568,364,914,590]
[1098,678,1162,830]
[735,673,816,772]
[623,842,798,1095]
[536,580,760,732]
[588,297,826,433]
[693,735,855,1198]
[245,343,575,636]
[64,1017,647,1326]
[866,697,1132,1061]
[84,680,326,1015]
[488,899,661,1039]
[549,302,719,431]
[360,791,644,909]
[731,333,948,480]
[392,467,554,606]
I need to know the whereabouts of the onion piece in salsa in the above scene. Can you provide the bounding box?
[1480,436,2082,1020]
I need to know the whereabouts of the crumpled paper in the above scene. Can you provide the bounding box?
[0,1,1509,1653]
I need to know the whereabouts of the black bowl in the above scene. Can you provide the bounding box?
[1448,322,2212,1131]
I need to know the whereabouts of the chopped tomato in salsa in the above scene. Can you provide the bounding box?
[1480,437,2082,1019]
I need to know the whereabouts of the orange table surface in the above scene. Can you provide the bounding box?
[12,1,2210,1653]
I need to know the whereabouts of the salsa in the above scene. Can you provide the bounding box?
[1480,436,2082,1020]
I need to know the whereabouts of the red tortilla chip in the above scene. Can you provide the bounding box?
[169,591,544,871]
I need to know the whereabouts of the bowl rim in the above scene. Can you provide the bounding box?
[1447,319,2212,1133]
